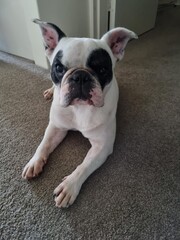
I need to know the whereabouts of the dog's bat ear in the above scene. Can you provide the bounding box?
[101,28,138,60]
[33,19,66,58]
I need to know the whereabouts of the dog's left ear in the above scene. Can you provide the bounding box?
[33,19,66,59]
[101,27,138,60]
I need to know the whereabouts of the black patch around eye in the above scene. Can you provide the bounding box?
[86,48,113,89]
[51,50,67,84]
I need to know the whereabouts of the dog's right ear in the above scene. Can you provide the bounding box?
[33,19,66,59]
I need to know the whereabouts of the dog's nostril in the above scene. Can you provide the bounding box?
[84,76,89,82]
[72,75,81,83]
[72,71,91,84]
[76,77,80,83]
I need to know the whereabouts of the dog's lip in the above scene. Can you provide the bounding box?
[88,99,94,105]
[68,96,104,107]
[70,98,94,106]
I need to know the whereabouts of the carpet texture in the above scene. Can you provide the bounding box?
[0,6,180,240]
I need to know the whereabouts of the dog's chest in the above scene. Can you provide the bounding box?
[50,103,110,132]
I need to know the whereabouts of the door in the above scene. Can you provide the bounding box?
[111,0,158,35]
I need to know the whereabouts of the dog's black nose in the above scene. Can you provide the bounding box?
[72,70,91,85]
[70,69,94,101]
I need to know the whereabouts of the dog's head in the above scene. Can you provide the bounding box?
[33,19,137,107]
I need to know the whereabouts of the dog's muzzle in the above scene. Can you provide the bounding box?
[59,68,103,107]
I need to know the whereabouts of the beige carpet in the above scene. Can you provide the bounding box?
[1,6,180,240]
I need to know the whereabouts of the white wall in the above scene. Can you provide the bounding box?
[0,0,33,60]
[22,0,49,68]
[0,0,91,69]
[37,0,90,38]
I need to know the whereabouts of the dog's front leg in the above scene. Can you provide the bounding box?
[22,123,67,179]
[43,85,54,100]
[54,122,116,208]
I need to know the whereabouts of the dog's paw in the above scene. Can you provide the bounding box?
[53,176,81,208]
[43,88,53,100]
[22,157,46,179]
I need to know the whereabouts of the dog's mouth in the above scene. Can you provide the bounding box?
[70,98,94,106]
[62,88,103,107]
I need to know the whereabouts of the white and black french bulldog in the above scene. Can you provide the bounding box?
[22,19,137,208]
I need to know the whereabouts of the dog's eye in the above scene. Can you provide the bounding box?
[55,64,64,74]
